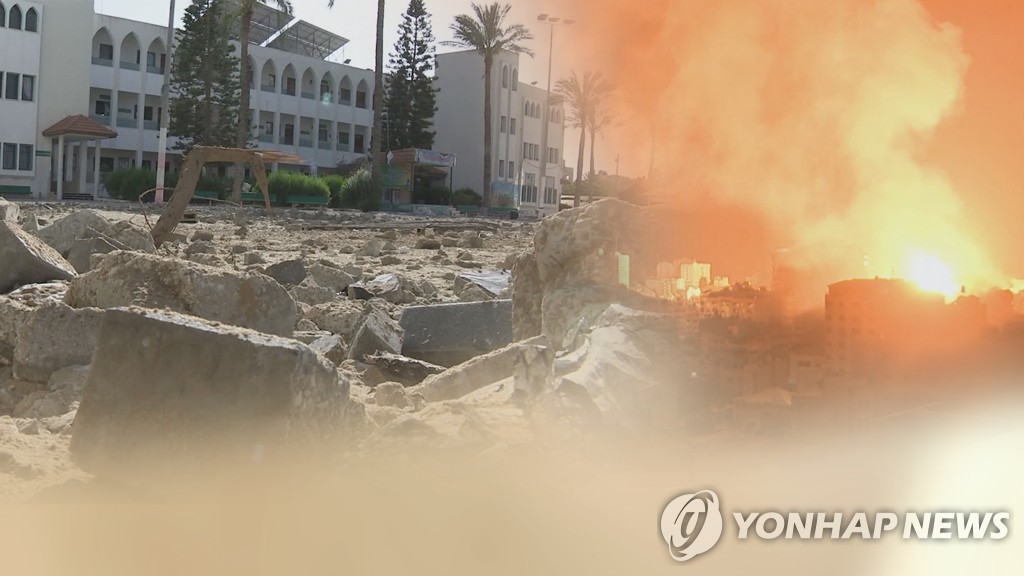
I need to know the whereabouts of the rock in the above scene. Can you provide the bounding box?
[461,235,485,249]
[190,230,215,242]
[511,252,542,340]
[380,255,402,266]
[308,263,355,292]
[309,333,347,365]
[184,240,216,256]
[363,352,445,386]
[291,330,332,344]
[0,198,19,224]
[305,300,367,337]
[440,236,459,247]
[348,306,404,361]
[410,336,547,402]
[70,307,352,485]
[35,209,112,256]
[65,251,299,336]
[67,236,125,273]
[415,238,442,250]
[265,259,307,286]
[244,252,265,265]
[456,283,494,302]
[230,244,248,254]
[348,273,417,305]
[13,302,103,384]
[290,283,337,306]
[295,319,319,332]
[374,382,410,409]
[105,220,156,253]
[16,418,39,435]
[187,253,227,268]
[357,238,383,257]
[400,300,514,366]
[13,364,89,419]
[0,220,77,294]
[0,297,31,361]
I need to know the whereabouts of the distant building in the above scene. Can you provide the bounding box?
[824,278,985,377]
[433,49,566,218]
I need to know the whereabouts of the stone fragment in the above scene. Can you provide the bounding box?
[347,307,404,361]
[399,300,513,366]
[13,302,103,384]
[0,221,76,294]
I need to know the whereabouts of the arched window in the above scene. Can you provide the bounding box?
[501,65,509,88]
[9,4,21,29]
[524,101,530,116]
[25,6,37,32]
[511,68,518,90]
[0,3,6,28]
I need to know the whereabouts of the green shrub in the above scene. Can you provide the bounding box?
[322,174,346,207]
[267,171,330,205]
[196,172,231,200]
[452,187,482,207]
[338,169,379,211]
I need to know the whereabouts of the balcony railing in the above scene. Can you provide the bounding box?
[120,61,140,71]
[319,93,334,103]
[261,84,275,93]
[301,91,315,100]
[92,57,113,67]
[116,117,137,128]
[318,140,332,150]
[90,114,111,126]
[143,120,159,131]
[298,138,313,148]
[146,65,165,75]
[258,134,275,144]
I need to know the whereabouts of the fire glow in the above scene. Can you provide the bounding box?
[905,250,960,300]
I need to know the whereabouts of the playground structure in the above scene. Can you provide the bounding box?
[150,147,304,247]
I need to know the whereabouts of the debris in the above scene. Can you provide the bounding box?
[0,198,20,224]
[290,283,337,306]
[415,238,442,250]
[348,273,417,304]
[348,306,405,361]
[13,302,104,384]
[67,236,125,273]
[305,300,367,338]
[399,300,513,366]
[357,238,383,257]
[363,352,445,386]
[309,333,348,365]
[65,251,299,336]
[190,230,215,242]
[374,382,410,409]
[35,209,113,256]
[0,220,77,294]
[264,258,307,286]
[70,307,353,486]
[308,263,355,292]
[410,336,547,402]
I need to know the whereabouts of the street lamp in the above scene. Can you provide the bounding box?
[155,0,175,205]
[536,13,573,212]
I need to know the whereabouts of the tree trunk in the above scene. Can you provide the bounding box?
[589,125,596,203]
[573,120,586,208]
[482,56,493,214]
[370,0,386,199]
[233,4,252,204]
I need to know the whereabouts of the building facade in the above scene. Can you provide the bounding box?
[1,0,376,199]
[433,49,566,218]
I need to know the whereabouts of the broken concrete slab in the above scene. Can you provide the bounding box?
[305,300,367,338]
[0,198,19,224]
[13,302,104,384]
[13,364,89,420]
[309,333,347,366]
[70,307,352,484]
[410,335,547,403]
[363,352,445,386]
[0,220,77,294]
[348,306,404,362]
[348,273,417,304]
[399,300,513,366]
[67,236,126,274]
[308,263,356,292]
[290,283,337,306]
[65,251,299,336]
[265,259,307,286]
[374,382,410,409]
[34,209,113,256]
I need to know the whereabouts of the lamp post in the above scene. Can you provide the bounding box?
[536,13,573,213]
[155,0,175,205]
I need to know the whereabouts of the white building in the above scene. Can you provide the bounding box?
[433,49,566,218]
[1,0,376,200]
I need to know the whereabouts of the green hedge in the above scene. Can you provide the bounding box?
[103,168,231,202]
[267,171,330,205]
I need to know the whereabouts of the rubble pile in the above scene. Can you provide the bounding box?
[0,200,682,499]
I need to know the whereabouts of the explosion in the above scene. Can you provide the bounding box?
[562,0,1005,297]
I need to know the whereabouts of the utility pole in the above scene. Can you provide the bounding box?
[537,14,573,213]
[155,0,175,205]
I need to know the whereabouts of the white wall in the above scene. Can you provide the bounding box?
[0,0,44,191]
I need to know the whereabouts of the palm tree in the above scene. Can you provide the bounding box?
[330,0,387,195]
[587,97,615,179]
[232,0,293,203]
[556,70,611,207]
[444,3,533,213]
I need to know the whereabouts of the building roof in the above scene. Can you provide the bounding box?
[227,0,348,60]
[41,115,118,139]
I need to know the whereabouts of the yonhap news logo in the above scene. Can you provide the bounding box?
[659,489,1011,563]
